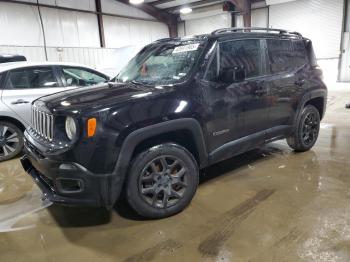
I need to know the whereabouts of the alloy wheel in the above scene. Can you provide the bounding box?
[302,112,319,146]
[138,155,188,209]
[0,125,20,158]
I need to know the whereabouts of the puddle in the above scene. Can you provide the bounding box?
[320,123,335,129]
[0,187,52,232]
[0,161,33,204]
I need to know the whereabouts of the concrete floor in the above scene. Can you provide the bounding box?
[0,84,350,262]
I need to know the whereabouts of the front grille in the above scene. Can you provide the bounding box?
[31,106,54,141]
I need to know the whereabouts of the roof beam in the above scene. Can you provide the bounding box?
[149,0,180,6]
[117,0,179,37]
[165,0,224,12]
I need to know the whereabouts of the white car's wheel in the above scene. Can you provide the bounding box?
[0,121,23,161]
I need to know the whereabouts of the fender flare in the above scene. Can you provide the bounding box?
[115,118,208,172]
[106,118,208,207]
[293,89,327,129]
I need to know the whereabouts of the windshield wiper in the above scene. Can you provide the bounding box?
[131,80,144,85]
[131,79,155,85]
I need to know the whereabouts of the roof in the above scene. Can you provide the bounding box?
[0,61,99,74]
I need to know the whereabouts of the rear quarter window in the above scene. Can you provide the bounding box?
[292,40,307,68]
[266,39,294,74]
[305,40,318,67]
[267,39,308,74]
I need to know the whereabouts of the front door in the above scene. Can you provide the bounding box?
[201,38,270,162]
[1,66,64,126]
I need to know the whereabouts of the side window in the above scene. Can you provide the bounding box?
[6,67,58,89]
[62,67,107,87]
[292,40,307,68]
[267,39,294,74]
[219,39,262,78]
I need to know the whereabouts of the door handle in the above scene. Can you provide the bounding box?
[295,79,305,87]
[11,99,30,105]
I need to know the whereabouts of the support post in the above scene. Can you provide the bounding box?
[96,0,105,47]
[229,0,251,27]
[168,17,178,37]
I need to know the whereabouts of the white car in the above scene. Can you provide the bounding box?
[0,61,110,161]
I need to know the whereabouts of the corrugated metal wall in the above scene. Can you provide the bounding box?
[269,0,344,59]
[0,0,169,73]
[184,13,231,36]
[0,45,125,74]
[178,9,231,37]
[103,16,168,48]
[235,8,269,27]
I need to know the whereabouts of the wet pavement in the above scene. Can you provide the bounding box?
[1,84,350,261]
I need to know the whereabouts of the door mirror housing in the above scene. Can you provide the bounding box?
[220,66,246,83]
[78,79,87,86]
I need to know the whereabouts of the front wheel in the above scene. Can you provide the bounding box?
[126,143,199,219]
[287,105,320,152]
[0,121,23,161]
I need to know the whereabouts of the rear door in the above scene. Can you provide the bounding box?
[1,66,64,125]
[264,38,307,138]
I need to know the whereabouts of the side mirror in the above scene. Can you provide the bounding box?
[220,66,246,83]
[78,79,87,86]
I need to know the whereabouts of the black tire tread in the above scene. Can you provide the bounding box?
[126,143,199,219]
[287,105,320,152]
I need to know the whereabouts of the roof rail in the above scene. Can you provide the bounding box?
[211,27,302,37]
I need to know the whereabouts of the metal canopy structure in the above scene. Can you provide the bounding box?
[117,0,264,37]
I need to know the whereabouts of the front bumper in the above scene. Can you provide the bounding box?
[21,138,123,208]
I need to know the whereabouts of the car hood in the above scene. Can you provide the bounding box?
[37,82,170,113]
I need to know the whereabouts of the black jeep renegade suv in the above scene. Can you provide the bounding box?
[21,28,327,218]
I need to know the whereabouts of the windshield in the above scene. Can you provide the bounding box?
[116,42,203,85]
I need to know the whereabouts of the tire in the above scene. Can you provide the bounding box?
[0,121,23,161]
[126,143,199,219]
[287,105,320,152]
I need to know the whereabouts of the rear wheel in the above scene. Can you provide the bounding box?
[287,105,320,152]
[126,143,199,219]
[0,121,23,161]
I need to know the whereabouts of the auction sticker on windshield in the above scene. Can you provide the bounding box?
[173,43,200,54]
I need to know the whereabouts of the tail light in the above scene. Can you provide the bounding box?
[312,65,323,80]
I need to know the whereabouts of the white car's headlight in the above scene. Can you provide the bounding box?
[65,116,76,140]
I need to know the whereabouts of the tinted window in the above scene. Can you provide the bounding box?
[6,67,58,89]
[292,40,307,68]
[219,39,262,78]
[267,39,294,74]
[305,40,317,67]
[62,67,107,87]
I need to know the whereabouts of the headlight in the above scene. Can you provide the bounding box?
[65,116,76,140]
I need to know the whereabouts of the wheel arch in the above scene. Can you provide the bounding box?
[304,96,325,120]
[116,118,208,172]
[293,89,327,129]
[0,116,26,132]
